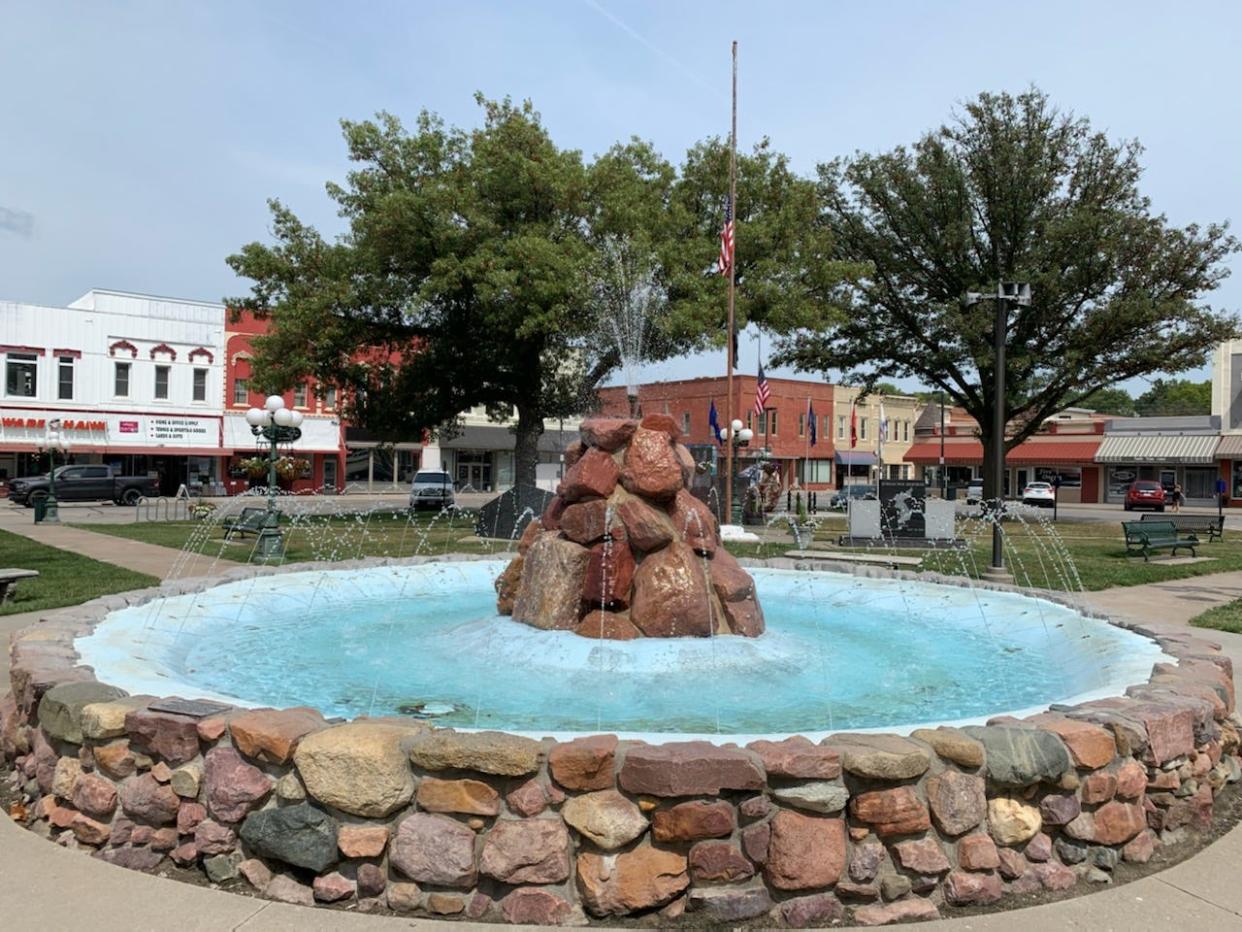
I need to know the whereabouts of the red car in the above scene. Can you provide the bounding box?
[1124,480,1166,512]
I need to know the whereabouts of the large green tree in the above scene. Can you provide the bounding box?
[228,99,850,485]
[775,88,1238,496]
[1134,378,1212,416]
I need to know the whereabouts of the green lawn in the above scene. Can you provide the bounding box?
[0,528,159,616]
[67,509,1242,594]
[1190,600,1242,635]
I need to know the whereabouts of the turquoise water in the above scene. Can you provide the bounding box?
[77,561,1165,737]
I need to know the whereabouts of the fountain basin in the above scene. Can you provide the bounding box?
[76,560,1167,740]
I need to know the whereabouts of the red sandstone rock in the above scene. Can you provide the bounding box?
[620,428,682,501]
[563,440,586,469]
[170,841,198,866]
[1027,714,1118,769]
[668,489,717,555]
[926,770,986,836]
[688,841,754,883]
[616,498,674,552]
[71,773,117,820]
[118,773,180,825]
[1123,828,1158,863]
[893,837,950,874]
[203,747,271,823]
[500,888,573,925]
[582,541,636,607]
[549,734,617,791]
[849,785,931,837]
[265,874,313,906]
[354,862,386,898]
[780,893,845,927]
[1025,832,1052,861]
[229,707,325,765]
[150,827,178,851]
[196,713,231,743]
[747,736,840,779]
[853,898,940,926]
[639,413,681,440]
[1115,759,1147,799]
[517,518,543,553]
[765,811,846,891]
[651,800,735,842]
[629,542,714,637]
[93,739,136,779]
[1032,860,1076,890]
[338,824,388,858]
[997,847,1026,879]
[618,741,764,796]
[177,802,207,834]
[416,777,501,816]
[494,556,523,615]
[479,818,570,884]
[561,448,621,502]
[70,813,111,845]
[944,869,1003,905]
[957,834,1000,871]
[574,610,642,640]
[512,534,591,630]
[505,778,549,817]
[124,709,200,766]
[313,871,355,903]
[577,844,688,917]
[720,594,765,637]
[1128,702,1196,765]
[560,499,613,544]
[1081,771,1118,804]
[541,495,567,531]
[739,794,772,820]
[741,821,770,865]
[239,857,273,890]
[1065,800,1146,845]
[390,813,477,888]
[1039,792,1081,826]
[194,819,237,855]
[581,417,638,452]
[708,548,755,602]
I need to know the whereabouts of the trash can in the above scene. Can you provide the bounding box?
[945,486,958,501]
[33,498,47,523]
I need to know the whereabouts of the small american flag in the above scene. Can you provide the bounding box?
[754,363,770,418]
[718,196,734,278]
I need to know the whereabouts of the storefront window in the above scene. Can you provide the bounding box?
[1035,466,1081,488]
[397,450,420,484]
[371,447,395,485]
[6,353,37,397]
[801,459,833,483]
[345,447,370,484]
[1108,466,1138,499]
[1233,463,1242,500]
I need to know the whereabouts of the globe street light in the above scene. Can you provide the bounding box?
[39,419,69,524]
[245,396,304,561]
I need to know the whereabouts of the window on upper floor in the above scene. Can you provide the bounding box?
[233,377,248,406]
[192,368,207,402]
[860,417,868,440]
[325,386,337,410]
[837,415,846,439]
[114,362,131,398]
[5,353,37,398]
[154,365,170,400]
[681,411,690,435]
[294,383,308,408]
[57,356,74,400]
[769,411,778,435]
[798,413,805,437]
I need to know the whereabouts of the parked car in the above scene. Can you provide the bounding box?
[1022,481,1056,508]
[965,480,984,504]
[408,470,455,511]
[1124,479,1166,512]
[7,465,158,507]
[829,484,877,510]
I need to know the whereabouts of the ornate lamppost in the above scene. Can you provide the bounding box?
[244,395,304,561]
[39,418,70,524]
[718,418,753,525]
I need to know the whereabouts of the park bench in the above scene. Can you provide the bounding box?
[1140,512,1224,543]
[1122,520,1198,562]
[0,568,39,603]
[221,506,272,540]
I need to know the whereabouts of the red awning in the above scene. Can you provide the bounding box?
[904,439,1100,466]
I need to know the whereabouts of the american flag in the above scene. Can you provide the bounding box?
[754,363,770,418]
[718,196,734,278]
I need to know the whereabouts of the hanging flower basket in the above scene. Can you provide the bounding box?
[274,456,311,482]
[237,457,269,480]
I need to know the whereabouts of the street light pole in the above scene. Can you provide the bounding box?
[245,395,305,562]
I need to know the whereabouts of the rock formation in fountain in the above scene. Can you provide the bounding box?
[495,415,765,639]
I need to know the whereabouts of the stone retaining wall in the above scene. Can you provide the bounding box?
[2,558,1240,926]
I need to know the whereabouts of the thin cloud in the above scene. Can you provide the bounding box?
[0,206,34,237]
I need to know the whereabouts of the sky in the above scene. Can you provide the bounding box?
[2,0,1239,394]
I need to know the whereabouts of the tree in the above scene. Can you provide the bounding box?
[229,101,851,485]
[774,88,1239,497]
[1079,386,1136,416]
[1134,378,1212,416]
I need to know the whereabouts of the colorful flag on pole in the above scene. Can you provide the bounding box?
[754,363,770,419]
[709,399,721,444]
[718,196,735,279]
[849,397,858,450]
[808,399,817,446]
[878,400,888,445]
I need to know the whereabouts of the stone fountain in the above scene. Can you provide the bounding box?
[495,415,764,639]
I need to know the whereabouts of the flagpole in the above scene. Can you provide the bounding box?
[724,39,738,525]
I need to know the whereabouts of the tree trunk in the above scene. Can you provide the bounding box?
[513,403,544,490]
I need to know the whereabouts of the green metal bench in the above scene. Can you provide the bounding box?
[221,506,272,540]
[1122,520,1198,562]
[1140,512,1224,542]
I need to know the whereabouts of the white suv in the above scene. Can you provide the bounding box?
[409,470,455,511]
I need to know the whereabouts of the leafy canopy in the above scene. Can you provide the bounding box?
[775,88,1238,458]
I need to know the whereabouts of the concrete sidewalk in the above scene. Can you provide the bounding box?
[0,518,219,579]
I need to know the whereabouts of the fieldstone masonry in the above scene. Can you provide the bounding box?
[497,415,765,638]
[2,563,1241,926]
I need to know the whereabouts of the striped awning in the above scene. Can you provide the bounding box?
[1216,435,1242,459]
[1095,434,1220,464]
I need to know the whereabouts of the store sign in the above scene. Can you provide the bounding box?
[0,408,219,448]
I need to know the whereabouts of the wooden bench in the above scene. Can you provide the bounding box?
[222,506,273,540]
[1123,520,1198,562]
[0,568,38,603]
[1140,512,1224,542]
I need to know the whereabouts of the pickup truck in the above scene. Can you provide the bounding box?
[7,465,159,507]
